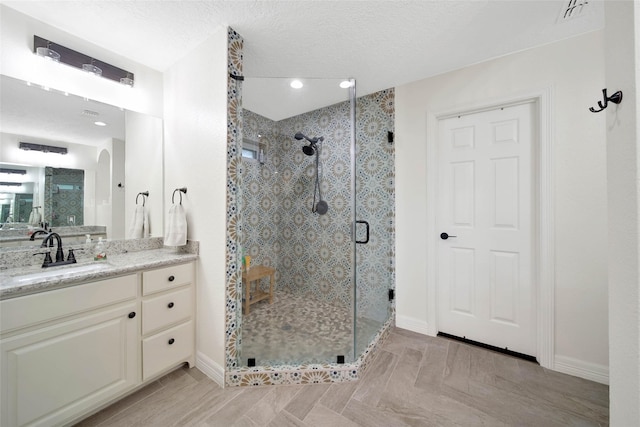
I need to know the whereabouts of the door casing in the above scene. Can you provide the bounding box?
[425,89,554,369]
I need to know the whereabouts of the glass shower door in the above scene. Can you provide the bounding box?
[354,87,395,357]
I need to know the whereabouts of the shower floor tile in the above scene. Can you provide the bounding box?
[240,288,381,367]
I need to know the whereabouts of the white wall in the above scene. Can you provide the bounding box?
[124,112,163,238]
[396,30,609,380]
[163,27,229,383]
[605,1,640,424]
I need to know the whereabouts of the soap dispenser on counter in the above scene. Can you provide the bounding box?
[94,237,107,261]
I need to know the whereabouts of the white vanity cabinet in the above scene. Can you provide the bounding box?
[0,261,196,427]
[0,275,139,427]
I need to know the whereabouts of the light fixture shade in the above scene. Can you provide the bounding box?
[19,142,68,155]
[119,76,134,87]
[35,46,60,62]
[82,63,102,76]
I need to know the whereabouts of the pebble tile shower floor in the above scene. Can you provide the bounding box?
[241,288,381,366]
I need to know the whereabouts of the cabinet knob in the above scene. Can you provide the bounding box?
[128,312,136,319]
[168,302,175,309]
[168,338,175,345]
[168,275,175,282]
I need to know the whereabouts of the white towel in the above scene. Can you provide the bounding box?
[164,204,187,246]
[29,209,41,226]
[128,205,147,239]
[142,206,150,238]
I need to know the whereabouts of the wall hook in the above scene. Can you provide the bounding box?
[589,88,623,113]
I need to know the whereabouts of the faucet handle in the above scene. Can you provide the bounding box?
[33,251,53,267]
[67,249,77,263]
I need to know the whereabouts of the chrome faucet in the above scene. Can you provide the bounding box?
[38,232,77,268]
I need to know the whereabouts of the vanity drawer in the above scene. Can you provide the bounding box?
[142,263,193,295]
[142,320,193,380]
[142,287,193,335]
[1,274,137,333]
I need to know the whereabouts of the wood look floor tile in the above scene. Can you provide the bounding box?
[383,347,423,397]
[73,380,163,427]
[75,329,609,427]
[204,387,273,426]
[245,385,304,426]
[232,416,260,427]
[317,381,360,414]
[282,383,331,421]
[303,404,361,427]
[352,350,398,405]
[414,340,448,393]
[442,342,472,393]
[266,410,308,427]
[342,398,414,427]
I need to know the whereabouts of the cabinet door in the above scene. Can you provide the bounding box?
[1,303,138,427]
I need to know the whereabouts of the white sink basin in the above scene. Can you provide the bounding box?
[8,263,112,286]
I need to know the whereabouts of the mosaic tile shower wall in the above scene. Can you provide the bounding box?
[242,89,395,324]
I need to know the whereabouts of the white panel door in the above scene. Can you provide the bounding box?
[437,103,535,356]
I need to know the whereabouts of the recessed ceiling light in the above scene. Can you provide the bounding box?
[94,121,107,127]
[290,80,303,89]
[339,80,353,89]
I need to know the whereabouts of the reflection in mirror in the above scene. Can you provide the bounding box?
[0,74,164,248]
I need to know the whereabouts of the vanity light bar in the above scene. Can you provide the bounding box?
[19,142,68,155]
[33,35,135,87]
[0,168,27,175]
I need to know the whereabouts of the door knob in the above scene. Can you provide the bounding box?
[440,232,457,240]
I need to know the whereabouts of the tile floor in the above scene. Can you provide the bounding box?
[76,327,609,426]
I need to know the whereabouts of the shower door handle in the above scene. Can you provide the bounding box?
[356,220,370,244]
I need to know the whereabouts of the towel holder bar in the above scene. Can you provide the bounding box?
[136,191,149,206]
[172,187,187,205]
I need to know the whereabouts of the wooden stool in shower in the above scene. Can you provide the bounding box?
[242,265,275,315]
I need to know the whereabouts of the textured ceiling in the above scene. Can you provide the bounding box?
[3,0,604,97]
[0,1,604,132]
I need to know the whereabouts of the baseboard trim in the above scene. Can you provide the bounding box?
[554,355,609,385]
[196,351,225,387]
[396,315,431,335]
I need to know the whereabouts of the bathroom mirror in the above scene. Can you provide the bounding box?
[0,74,163,247]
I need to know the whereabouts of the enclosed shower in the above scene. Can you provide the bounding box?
[236,77,395,370]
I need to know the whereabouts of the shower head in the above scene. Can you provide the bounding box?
[294,132,324,144]
[302,145,315,156]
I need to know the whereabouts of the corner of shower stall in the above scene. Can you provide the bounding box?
[225,76,395,387]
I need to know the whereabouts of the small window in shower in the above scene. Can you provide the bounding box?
[242,138,259,160]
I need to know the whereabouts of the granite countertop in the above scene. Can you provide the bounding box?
[0,247,198,300]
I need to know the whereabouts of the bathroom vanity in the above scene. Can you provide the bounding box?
[0,246,197,427]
